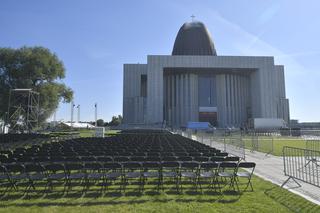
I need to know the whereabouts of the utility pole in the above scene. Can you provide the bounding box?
[95,103,97,127]
[77,104,80,123]
[71,101,75,128]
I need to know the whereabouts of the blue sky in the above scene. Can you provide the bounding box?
[1,0,320,122]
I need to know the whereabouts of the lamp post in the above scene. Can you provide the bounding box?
[77,105,80,123]
[94,103,97,127]
[71,101,75,128]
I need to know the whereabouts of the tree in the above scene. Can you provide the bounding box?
[0,46,73,127]
[96,119,104,127]
[109,115,122,126]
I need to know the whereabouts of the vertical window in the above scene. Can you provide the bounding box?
[140,75,147,97]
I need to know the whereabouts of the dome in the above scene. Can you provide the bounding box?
[172,21,217,56]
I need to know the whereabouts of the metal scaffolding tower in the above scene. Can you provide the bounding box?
[7,89,40,132]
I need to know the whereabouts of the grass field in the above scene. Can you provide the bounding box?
[78,129,119,138]
[223,136,307,156]
[241,137,306,156]
[0,175,319,213]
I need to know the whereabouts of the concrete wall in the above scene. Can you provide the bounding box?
[123,64,147,124]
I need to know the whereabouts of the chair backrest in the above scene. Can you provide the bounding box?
[81,156,96,162]
[25,164,45,173]
[96,156,113,162]
[200,162,219,170]
[143,162,160,170]
[180,162,199,170]
[177,156,193,162]
[104,162,122,171]
[122,162,141,170]
[113,156,129,162]
[162,156,177,161]
[210,156,226,162]
[238,162,256,169]
[130,156,145,162]
[5,164,25,173]
[84,162,102,171]
[215,152,228,157]
[45,163,65,173]
[145,156,161,162]
[219,162,237,170]
[224,156,240,162]
[0,165,8,174]
[161,161,180,169]
[194,156,209,162]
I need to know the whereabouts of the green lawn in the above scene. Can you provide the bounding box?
[78,129,120,138]
[270,137,306,156]
[0,175,319,213]
[224,136,307,156]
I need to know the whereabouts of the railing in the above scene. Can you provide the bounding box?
[191,131,246,160]
[247,136,274,155]
[282,146,320,188]
[223,136,246,160]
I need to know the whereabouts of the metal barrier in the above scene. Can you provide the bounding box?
[223,136,246,160]
[180,130,246,160]
[282,146,320,188]
[306,139,320,151]
[248,136,273,155]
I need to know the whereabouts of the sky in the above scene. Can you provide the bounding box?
[1,0,320,122]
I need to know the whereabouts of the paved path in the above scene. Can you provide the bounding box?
[244,150,320,205]
[193,136,320,205]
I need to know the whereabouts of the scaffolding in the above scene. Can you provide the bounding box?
[7,89,40,132]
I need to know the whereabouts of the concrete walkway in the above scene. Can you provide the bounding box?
[244,150,320,205]
[196,137,320,205]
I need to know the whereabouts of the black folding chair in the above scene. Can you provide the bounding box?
[142,162,161,191]
[0,165,11,196]
[122,162,142,192]
[45,163,67,193]
[198,162,219,191]
[84,162,104,193]
[218,162,239,192]
[5,164,29,192]
[24,164,47,194]
[236,162,256,191]
[179,162,199,191]
[103,162,122,192]
[161,161,180,191]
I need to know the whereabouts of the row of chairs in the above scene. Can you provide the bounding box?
[0,133,50,144]
[0,154,237,164]
[0,160,255,195]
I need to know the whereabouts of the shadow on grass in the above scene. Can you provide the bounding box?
[0,184,243,208]
[264,186,320,213]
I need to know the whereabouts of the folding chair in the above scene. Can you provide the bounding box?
[24,164,47,194]
[142,162,161,191]
[161,161,180,191]
[122,162,142,192]
[45,163,67,192]
[5,164,29,192]
[179,162,199,191]
[198,162,219,191]
[0,165,11,196]
[236,162,256,191]
[65,163,87,193]
[103,162,122,192]
[83,162,104,192]
[218,162,239,192]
